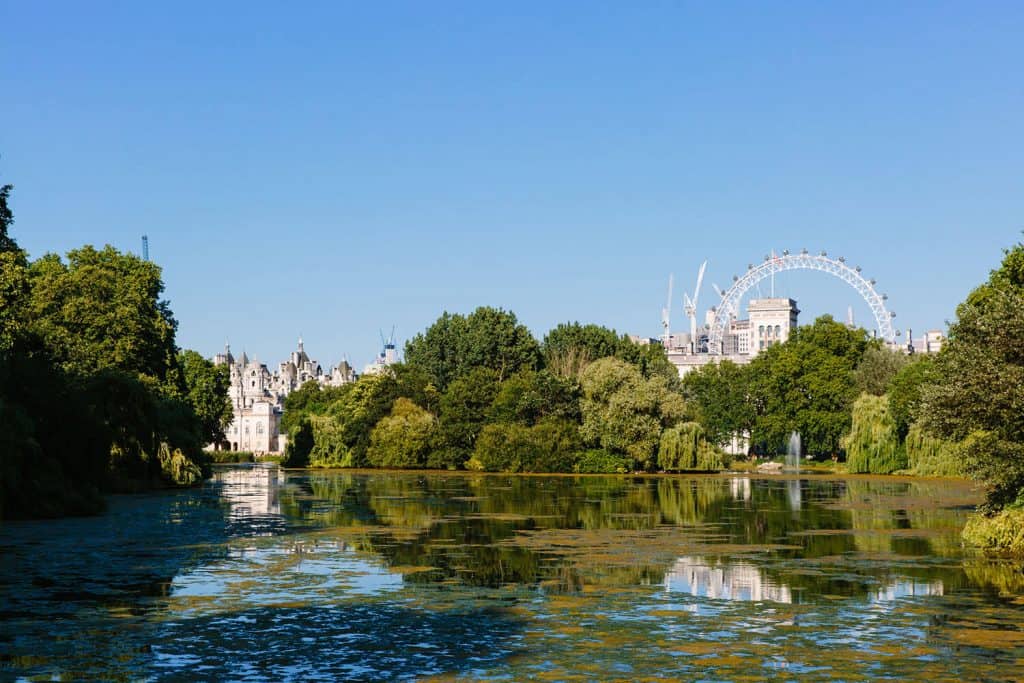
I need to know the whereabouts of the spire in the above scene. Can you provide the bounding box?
[298,335,304,353]
[241,349,249,366]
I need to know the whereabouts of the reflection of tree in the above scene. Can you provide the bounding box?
[274,471,976,597]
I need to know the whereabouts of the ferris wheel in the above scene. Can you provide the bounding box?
[705,249,897,354]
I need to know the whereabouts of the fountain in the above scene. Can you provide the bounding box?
[785,431,801,472]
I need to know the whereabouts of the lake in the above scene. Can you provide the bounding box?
[2,465,1024,681]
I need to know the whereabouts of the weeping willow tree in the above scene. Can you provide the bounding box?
[843,393,906,474]
[905,423,966,477]
[658,422,727,471]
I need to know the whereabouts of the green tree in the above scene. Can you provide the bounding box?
[658,422,726,472]
[682,359,754,449]
[579,357,688,470]
[921,242,1024,512]
[469,418,580,473]
[178,350,232,445]
[747,316,867,456]
[488,369,581,425]
[26,246,179,382]
[541,322,622,377]
[854,344,910,396]
[887,356,935,440]
[843,393,905,474]
[367,398,437,468]
[404,307,541,390]
[434,367,501,469]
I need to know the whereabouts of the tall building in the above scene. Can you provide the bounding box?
[747,298,800,352]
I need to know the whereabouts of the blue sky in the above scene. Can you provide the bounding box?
[3,2,1022,369]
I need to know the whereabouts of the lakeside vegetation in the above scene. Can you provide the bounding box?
[3,170,1023,556]
[0,183,231,519]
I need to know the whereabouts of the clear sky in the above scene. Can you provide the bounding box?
[3,2,1022,369]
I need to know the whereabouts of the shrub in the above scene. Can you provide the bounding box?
[366,398,436,468]
[905,423,966,477]
[962,508,1024,556]
[468,419,580,473]
[574,449,633,474]
[843,394,906,474]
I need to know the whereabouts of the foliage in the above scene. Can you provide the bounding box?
[921,242,1024,512]
[308,415,353,468]
[281,417,314,468]
[573,449,633,474]
[579,357,688,471]
[367,398,436,468]
[179,349,232,445]
[404,307,541,390]
[854,344,909,396]
[0,183,214,518]
[887,356,935,440]
[843,393,905,474]
[434,367,501,469]
[904,423,965,477]
[747,316,868,456]
[468,419,581,473]
[541,322,622,378]
[657,422,727,471]
[962,508,1024,557]
[682,359,754,448]
[205,450,255,464]
[488,369,581,425]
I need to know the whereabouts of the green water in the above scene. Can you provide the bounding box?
[2,465,1024,681]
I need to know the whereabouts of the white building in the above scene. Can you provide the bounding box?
[665,298,800,378]
[211,338,357,454]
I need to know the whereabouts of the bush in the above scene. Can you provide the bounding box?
[205,450,255,464]
[658,422,728,471]
[905,424,966,477]
[468,419,580,473]
[281,418,313,468]
[574,449,633,474]
[308,415,354,468]
[843,394,906,474]
[962,508,1024,556]
[366,398,436,468]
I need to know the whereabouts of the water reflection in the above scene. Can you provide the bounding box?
[665,556,794,603]
[3,467,1024,682]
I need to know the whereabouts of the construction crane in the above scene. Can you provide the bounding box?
[660,274,674,344]
[683,260,707,343]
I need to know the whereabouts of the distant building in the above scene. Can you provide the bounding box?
[664,298,799,378]
[211,337,357,454]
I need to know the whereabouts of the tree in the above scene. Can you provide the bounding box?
[682,359,754,449]
[854,344,910,396]
[658,422,726,472]
[468,418,581,473]
[843,393,905,474]
[921,242,1024,512]
[887,356,935,440]
[404,307,541,390]
[26,246,179,383]
[488,369,581,425]
[178,350,232,446]
[579,357,688,470]
[746,316,867,456]
[541,322,622,377]
[367,398,436,468]
[434,367,501,469]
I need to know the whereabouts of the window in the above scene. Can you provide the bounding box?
[251,381,255,387]
[257,423,264,434]
[245,425,250,434]
[775,325,781,337]
[758,325,764,337]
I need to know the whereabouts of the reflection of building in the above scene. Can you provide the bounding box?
[217,465,281,518]
[871,579,944,602]
[664,556,793,603]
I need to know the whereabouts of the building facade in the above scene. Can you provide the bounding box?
[211,337,357,454]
